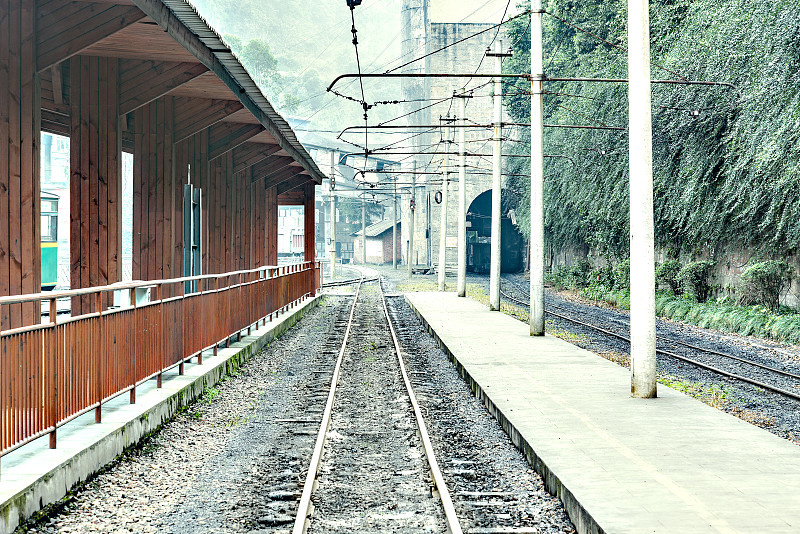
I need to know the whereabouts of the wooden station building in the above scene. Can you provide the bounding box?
[0,0,325,328]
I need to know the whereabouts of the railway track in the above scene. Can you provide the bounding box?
[293,276,462,534]
[499,278,800,403]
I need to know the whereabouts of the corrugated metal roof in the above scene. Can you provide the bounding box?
[355,219,401,237]
[141,0,326,184]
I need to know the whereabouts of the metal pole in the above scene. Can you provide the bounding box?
[489,40,504,311]
[438,124,450,291]
[393,180,397,269]
[329,151,336,280]
[457,94,467,297]
[361,199,367,265]
[408,160,416,278]
[629,0,657,398]
[530,2,545,335]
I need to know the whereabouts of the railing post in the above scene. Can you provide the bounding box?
[49,298,58,449]
[213,277,220,356]
[198,277,204,364]
[94,291,103,423]
[129,288,137,404]
[156,284,163,388]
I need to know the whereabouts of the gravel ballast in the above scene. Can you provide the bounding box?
[19,270,577,534]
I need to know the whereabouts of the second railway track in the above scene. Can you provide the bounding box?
[499,277,800,403]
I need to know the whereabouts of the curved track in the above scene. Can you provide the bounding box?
[499,278,800,403]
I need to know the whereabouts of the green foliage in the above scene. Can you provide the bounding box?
[192,0,403,130]
[738,260,794,311]
[201,386,219,404]
[656,294,800,344]
[503,0,800,259]
[614,259,630,290]
[547,259,592,289]
[591,265,615,288]
[580,284,631,309]
[656,259,683,294]
[677,260,714,302]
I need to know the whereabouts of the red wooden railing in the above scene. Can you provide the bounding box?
[0,261,322,473]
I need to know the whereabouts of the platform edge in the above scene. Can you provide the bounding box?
[404,295,604,534]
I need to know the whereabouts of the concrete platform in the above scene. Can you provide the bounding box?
[0,295,320,534]
[405,292,800,534]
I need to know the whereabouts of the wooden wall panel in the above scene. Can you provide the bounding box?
[69,55,122,314]
[0,0,41,328]
[132,102,281,284]
[132,97,179,292]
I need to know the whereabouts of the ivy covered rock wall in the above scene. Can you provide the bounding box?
[502,0,800,262]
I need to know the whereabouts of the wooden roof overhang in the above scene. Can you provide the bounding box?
[37,0,323,187]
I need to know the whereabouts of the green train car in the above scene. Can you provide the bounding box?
[41,192,58,291]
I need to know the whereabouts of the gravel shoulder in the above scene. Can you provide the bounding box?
[18,296,353,534]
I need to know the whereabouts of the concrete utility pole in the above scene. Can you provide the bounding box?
[438,123,450,291]
[329,151,336,280]
[530,1,545,335]
[489,40,509,311]
[361,199,367,265]
[457,93,468,297]
[393,180,397,269]
[408,160,416,278]
[628,0,657,398]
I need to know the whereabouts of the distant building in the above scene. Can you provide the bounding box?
[354,219,402,265]
[278,205,305,261]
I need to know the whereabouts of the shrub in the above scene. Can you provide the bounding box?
[570,259,592,288]
[656,259,682,294]
[591,265,615,289]
[738,260,794,312]
[614,259,631,290]
[547,266,573,290]
[677,260,714,302]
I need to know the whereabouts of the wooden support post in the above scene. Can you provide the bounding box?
[305,182,316,265]
[129,288,136,404]
[95,291,103,423]
[70,55,122,314]
[0,0,41,329]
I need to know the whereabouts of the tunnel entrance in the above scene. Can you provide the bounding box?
[466,189,524,274]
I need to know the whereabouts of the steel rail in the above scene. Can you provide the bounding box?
[379,279,463,534]
[498,285,800,402]
[321,276,379,288]
[293,275,364,534]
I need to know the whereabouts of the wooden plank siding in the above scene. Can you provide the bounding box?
[69,55,122,314]
[37,2,146,72]
[0,0,41,328]
[0,0,321,332]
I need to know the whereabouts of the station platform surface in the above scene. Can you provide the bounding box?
[405,292,800,534]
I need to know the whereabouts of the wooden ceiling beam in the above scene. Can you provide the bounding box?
[250,156,296,183]
[277,189,306,206]
[119,60,208,115]
[263,166,302,190]
[232,143,282,174]
[172,97,243,143]
[37,2,145,72]
[208,122,265,160]
[277,174,313,196]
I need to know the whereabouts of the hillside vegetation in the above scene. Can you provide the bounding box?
[503,0,800,261]
[188,0,403,128]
